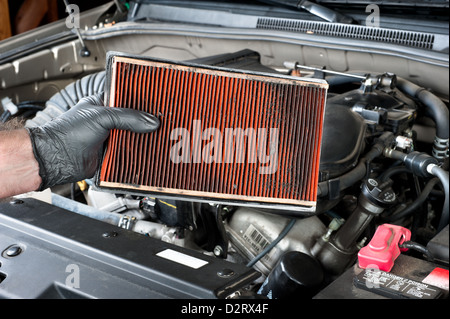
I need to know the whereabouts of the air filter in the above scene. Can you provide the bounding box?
[97,52,328,212]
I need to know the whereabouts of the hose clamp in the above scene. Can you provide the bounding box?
[118,215,137,230]
[433,137,449,160]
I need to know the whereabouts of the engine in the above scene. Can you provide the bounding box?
[7,47,446,299]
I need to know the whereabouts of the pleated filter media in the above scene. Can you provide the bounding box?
[97,53,328,212]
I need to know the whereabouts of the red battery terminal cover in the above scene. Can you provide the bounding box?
[358,224,411,272]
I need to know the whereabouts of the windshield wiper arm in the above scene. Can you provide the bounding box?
[298,0,354,24]
[258,0,355,24]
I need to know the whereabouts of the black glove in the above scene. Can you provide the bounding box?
[27,94,159,191]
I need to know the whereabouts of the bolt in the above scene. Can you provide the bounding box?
[79,47,91,57]
[322,217,345,241]
[213,245,224,257]
[217,268,235,278]
[102,231,118,238]
[4,245,22,257]
[357,237,368,250]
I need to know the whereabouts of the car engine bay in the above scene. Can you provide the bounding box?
[0,0,448,300]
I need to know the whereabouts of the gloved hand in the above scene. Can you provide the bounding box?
[27,93,159,191]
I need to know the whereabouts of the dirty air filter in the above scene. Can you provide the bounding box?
[97,52,328,212]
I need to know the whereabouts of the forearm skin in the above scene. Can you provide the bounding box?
[0,129,42,198]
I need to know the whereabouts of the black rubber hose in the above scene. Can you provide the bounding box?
[25,71,106,128]
[396,77,449,160]
[430,165,449,232]
[400,241,434,261]
[385,177,440,222]
[396,77,449,140]
[379,166,411,182]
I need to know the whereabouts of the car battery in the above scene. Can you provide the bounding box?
[314,254,448,299]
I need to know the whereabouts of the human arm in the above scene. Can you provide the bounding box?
[0,129,42,198]
[0,94,159,198]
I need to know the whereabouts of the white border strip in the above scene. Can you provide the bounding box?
[156,249,209,269]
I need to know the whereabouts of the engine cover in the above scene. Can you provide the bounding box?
[0,198,260,299]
